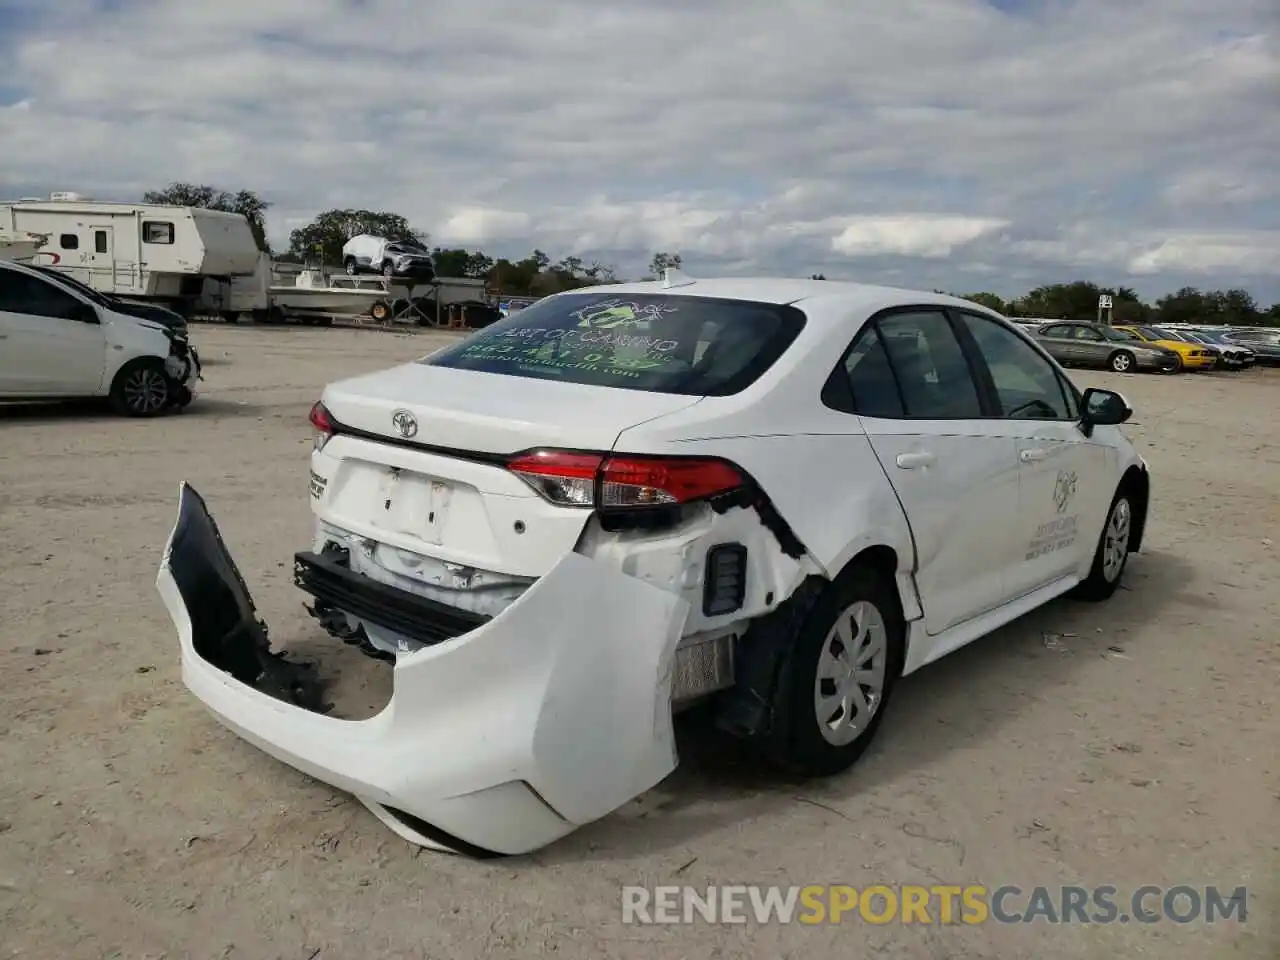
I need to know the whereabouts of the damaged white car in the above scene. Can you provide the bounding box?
[157,273,1150,857]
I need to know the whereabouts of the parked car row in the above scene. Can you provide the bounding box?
[1015,319,1266,373]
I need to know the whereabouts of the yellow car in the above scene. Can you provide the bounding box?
[1113,325,1217,371]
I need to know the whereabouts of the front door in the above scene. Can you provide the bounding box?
[0,268,105,395]
[840,308,1022,635]
[951,312,1113,597]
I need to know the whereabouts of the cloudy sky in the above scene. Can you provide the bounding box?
[2,0,1278,301]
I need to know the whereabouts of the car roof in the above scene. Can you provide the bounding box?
[558,276,999,327]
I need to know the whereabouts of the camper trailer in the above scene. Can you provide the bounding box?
[0,194,261,313]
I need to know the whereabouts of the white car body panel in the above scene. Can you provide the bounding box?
[156,275,1149,857]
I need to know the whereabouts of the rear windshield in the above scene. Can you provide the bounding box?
[421,292,807,395]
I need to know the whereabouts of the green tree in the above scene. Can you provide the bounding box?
[287,209,415,265]
[430,247,472,278]
[1154,286,1210,325]
[649,252,683,276]
[143,182,271,252]
[961,292,1006,313]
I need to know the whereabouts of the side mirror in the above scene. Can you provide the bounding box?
[1080,387,1131,435]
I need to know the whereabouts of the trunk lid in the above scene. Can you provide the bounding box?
[312,363,705,580]
[321,362,704,454]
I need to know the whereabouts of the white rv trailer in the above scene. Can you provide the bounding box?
[0,194,261,312]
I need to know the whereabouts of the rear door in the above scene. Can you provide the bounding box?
[838,307,1020,635]
[951,311,1113,597]
[1035,324,1081,364]
[0,268,106,395]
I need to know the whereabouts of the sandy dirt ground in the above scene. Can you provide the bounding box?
[1,324,1277,960]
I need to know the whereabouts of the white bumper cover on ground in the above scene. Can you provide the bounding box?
[156,482,688,856]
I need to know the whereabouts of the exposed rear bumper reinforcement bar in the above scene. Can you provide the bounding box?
[156,482,689,856]
[293,548,489,647]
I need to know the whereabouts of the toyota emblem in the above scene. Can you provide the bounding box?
[391,409,418,438]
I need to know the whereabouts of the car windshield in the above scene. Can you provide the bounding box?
[30,266,113,307]
[1129,326,1163,340]
[421,292,806,396]
[1101,327,1142,342]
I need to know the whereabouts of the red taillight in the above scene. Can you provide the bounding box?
[506,450,602,507]
[309,402,335,450]
[506,449,746,509]
[309,402,333,432]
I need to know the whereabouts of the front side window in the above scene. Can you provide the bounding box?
[874,310,983,418]
[422,292,806,396]
[957,313,1074,420]
[0,269,86,320]
[1040,324,1072,338]
[142,221,174,244]
[1074,326,1105,341]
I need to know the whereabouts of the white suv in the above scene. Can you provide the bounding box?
[0,260,201,416]
[158,274,1150,857]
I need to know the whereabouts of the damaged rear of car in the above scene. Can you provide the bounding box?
[157,287,833,856]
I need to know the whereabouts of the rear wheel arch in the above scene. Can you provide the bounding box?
[713,542,912,747]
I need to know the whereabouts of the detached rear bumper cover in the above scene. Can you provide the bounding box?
[156,482,687,856]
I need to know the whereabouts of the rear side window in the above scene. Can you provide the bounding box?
[876,311,983,418]
[840,327,905,418]
[422,292,806,396]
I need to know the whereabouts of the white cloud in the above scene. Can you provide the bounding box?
[1127,231,1280,275]
[831,216,1010,259]
[1,0,1278,299]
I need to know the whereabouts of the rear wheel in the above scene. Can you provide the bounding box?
[765,566,906,776]
[109,359,171,417]
[1108,350,1135,373]
[370,300,392,322]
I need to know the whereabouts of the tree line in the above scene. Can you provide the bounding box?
[141,184,1279,324]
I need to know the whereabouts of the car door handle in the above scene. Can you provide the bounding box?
[895,451,936,469]
[1019,448,1048,463]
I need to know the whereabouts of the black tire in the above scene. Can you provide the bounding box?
[170,385,194,410]
[344,257,357,276]
[370,300,391,322]
[1069,483,1135,602]
[1108,350,1135,373]
[109,359,171,417]
[765,565,906,776]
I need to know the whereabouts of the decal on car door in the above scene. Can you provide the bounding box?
[1025,469,1080,561]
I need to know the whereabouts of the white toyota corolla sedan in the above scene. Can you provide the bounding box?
[157,272,1150,858]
